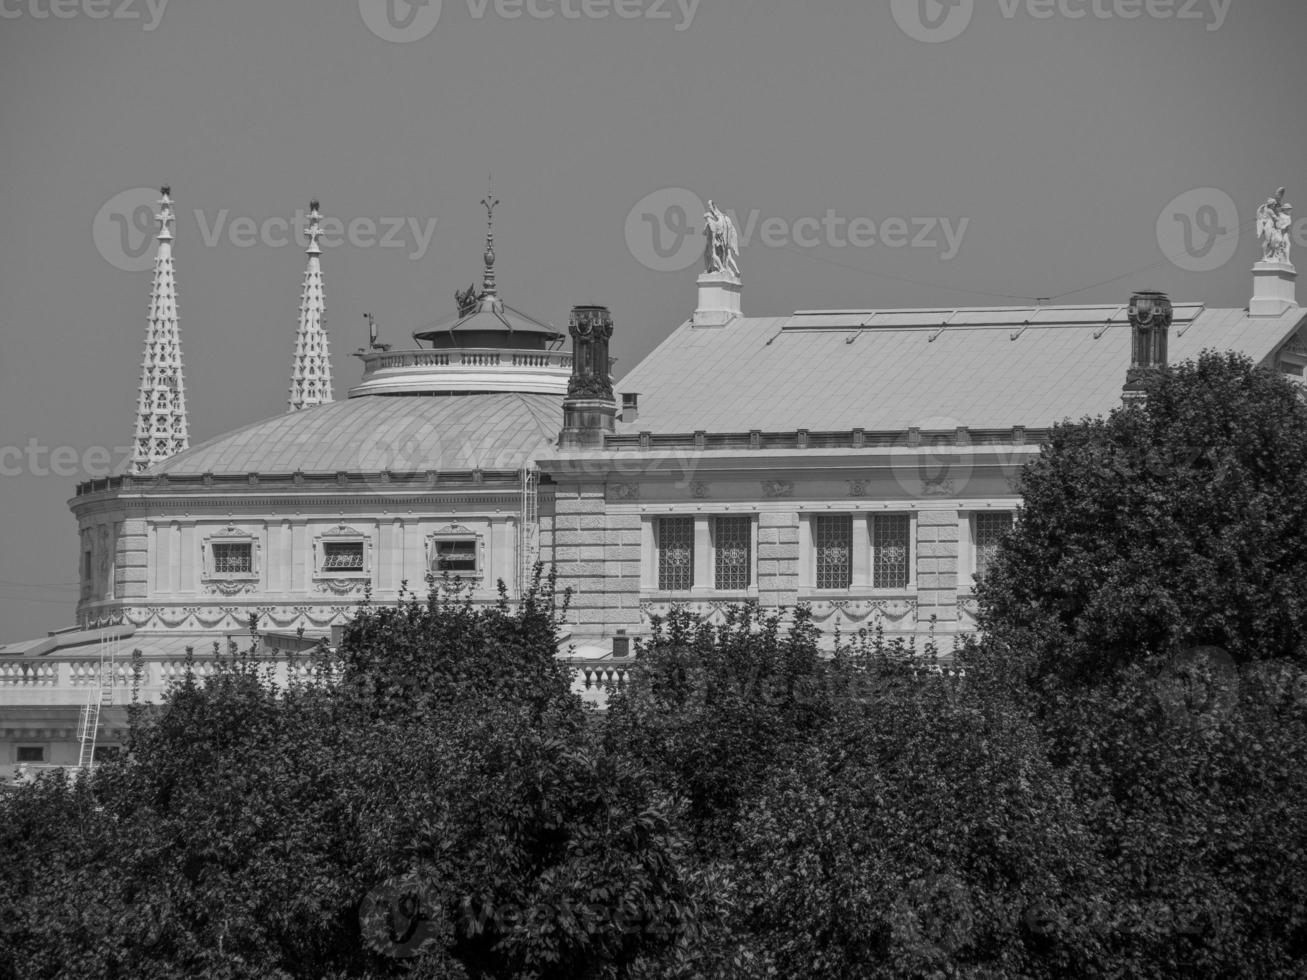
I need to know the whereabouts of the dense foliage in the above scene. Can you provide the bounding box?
[4,354,1307,978]
[1,576,692,979]
[979,351,1307,688]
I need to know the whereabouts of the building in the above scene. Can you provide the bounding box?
[2,186,1305,780]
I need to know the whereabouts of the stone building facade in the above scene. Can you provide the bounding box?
[4,188,1307,780]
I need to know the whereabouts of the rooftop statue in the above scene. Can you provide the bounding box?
[703,199,740,279]
[1257,187,1294,265]
[456,283,481,317]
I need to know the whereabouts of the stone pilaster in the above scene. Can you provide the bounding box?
[551,483,609,631]
[916,510,959,625]
[114,519,149,601]
[758,510,799,610]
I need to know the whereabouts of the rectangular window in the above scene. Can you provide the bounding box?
[432,539,478,576]
[713,516,752,590]
[872,514,911,589]
[92,745,121,763]
[322,541,365,573]
[657,517,695,592]
[16,746,45,763]
[813,515,853,590]
[212,542,253,576]
[83,550,93,583]
[974,512,1014,580]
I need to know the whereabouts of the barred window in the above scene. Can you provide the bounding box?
[212,542,253,576]
[432,539,478,576]
[657,517,695,591]
[322,541,365,573]
[974,512,1013,580]
[872,514,911,589]
[713,516,751,590]
[813,515,853,590]
[16,746,45,763]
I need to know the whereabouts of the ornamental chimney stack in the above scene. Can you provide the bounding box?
[560,305,616,450]
[1122,290,1173,406]
[288,199,334,411]
[130,186,190,473]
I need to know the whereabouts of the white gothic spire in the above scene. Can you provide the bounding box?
[131,187,190,474]
[288,199,334,411]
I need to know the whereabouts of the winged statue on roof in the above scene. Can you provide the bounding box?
[455,283,481,317]
[703,199,740,278]
[1257,187,1294,265]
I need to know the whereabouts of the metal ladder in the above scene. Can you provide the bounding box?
[76,631,118,771]
[517,466,540,598]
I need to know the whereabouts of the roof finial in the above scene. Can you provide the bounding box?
[130,185,189,472]
[156,185,175,242]
[481,174,499,299]
[306,198,323,256]
[288,198,334,411]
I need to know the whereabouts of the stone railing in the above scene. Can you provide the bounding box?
[0,654,631,708]
[348,347,573,398]
[0,654,957,711]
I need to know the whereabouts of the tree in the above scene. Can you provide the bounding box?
[979,351,1307,689]
[0,575,693,980]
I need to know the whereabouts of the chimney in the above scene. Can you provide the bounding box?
[560,305,616,450]
[621,392,640,423]
[1122,290,1172,405]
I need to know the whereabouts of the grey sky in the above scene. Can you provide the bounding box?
[1,0,1303,638]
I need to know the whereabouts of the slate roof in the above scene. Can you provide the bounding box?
[615,304,1307,434]
[146,392,562,476]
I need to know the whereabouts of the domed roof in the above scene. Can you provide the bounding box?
[149,392,561,477]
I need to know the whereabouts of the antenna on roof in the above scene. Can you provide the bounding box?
[365,313,390,352]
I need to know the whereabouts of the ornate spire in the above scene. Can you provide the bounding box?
[288,199,334,411]
[130,187,190,474]
[479,178,503,311]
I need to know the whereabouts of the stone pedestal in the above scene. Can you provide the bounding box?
[1250,261,1298,317]
[693,272,742,326]
[560,398,616,450]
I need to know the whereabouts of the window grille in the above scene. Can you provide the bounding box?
[813,515,853,589]
[433,539,478,575]
[872,514,911,589]
[16,746,45,763]
[322,541,364,573]
[974,512,1013,580]
[714,516,751,590]
[657,517,695,591]
[212,542,253,576]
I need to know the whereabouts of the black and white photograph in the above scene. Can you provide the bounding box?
[3,1,1307,976]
